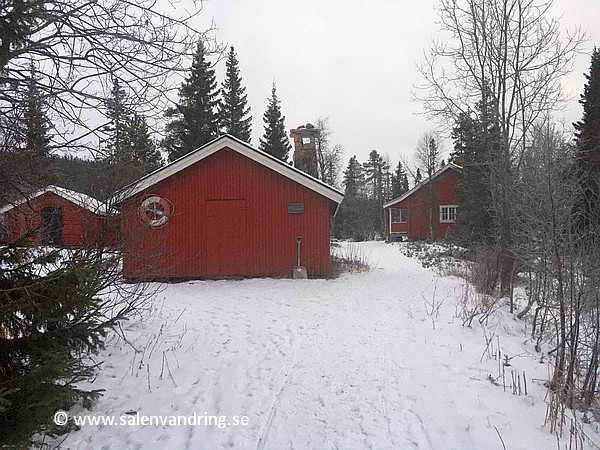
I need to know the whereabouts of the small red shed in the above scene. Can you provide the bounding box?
[383,163,461,241]
[113,135,344,280]
[0,185,114,247]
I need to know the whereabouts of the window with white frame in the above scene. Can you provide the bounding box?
[390,208,407,223]
[439,205,458,223]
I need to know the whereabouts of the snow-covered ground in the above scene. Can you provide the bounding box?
[55,241,599,449]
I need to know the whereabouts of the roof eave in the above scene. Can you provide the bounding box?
[0,185,107,216]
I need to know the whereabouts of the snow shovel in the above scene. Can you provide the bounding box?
[293,236,308,279]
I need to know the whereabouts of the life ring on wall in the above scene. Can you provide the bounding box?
[139,195,173,228]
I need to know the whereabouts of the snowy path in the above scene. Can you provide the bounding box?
[60,242,595,449]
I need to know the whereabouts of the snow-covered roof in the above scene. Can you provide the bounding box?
[112,134,345,210]
[383,162,462,209]
[0,185,109,215]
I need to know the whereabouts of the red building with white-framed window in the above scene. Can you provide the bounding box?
[383,163,461,241]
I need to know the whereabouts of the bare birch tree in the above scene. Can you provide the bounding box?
[314,117,343,188]
[515,120,600,414]
[415,0,586,293]
[0,0,220,158]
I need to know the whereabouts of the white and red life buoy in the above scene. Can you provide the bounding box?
[139,195,173,228]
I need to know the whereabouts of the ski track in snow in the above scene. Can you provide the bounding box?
[57,242,600,449]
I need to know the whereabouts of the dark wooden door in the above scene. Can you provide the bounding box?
[205,200,247,277]
[41,207,63,245]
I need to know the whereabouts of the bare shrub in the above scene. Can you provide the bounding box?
[330,242,370,277]
[400,240,470,272]
[470,244,499,296]
[513,122,600,412]
[422,279,449,329]
[457,273,502,328]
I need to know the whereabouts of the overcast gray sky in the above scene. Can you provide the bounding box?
[193,0,599,169]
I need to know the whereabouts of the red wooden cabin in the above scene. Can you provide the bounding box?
[383,163,461,241]
[0,185,115,248]
[113,135,344,280]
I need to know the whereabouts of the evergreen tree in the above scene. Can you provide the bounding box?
[1,64,52,159]
[0,245,144,446]
[342,156,365,197]
[122,113,163,176]
[391,161,409,198]
[103,80,163,189]
[219,46,252,143]
[573,47,600,234]
[363,150,391,237]
[333,156,370,240]
[363,150,389,201]
[259,83,291,161]
[23,64,51,159]
[334,154,395,240]
[163,40,220,162]
[414,168,422,184]
[382,163,393,202]
[0,63,52,193]
[103,78,130,162]
[451,106,498,244]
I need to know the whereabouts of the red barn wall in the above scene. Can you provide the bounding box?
[120,147,334,280]
[4,192,111,247]
[389,168,458,239]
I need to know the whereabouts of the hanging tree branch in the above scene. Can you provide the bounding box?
[0,0,224,153]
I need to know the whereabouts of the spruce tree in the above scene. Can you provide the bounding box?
[573,47,600,234]
[0,64,52,192]
[23,64,51,159]
[333,156,369,240]
[342,156,365,197]
[219,46,252,143]
[259,83,291,161]
[363,150,391,237]
[391,161,409,198]
[163,40,220,162]
[122,113,163,176]
[103,81,163,190]
[0,64,50,158]
[363,150,386,201]
[0,245,143,446]
[414,168,422,184]
[451,107,497,244]
[103,78,130,162]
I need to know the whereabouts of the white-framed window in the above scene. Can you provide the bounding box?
[390,208,407,223]
[439,205,458,223]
